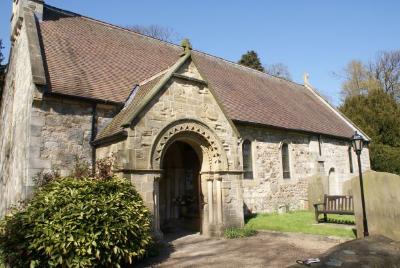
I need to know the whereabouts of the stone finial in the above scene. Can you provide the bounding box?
[181,38,192,55]
[304,72,311,87]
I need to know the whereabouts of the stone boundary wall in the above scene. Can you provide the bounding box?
[347,171,400,241]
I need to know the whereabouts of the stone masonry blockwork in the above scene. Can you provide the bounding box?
[29,97,118,181]
[97,60,245,235]
[238,125,370,213]
[0,23,35,216]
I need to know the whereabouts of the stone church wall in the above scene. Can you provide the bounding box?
[0,1,121,216]
[0,23,35,216]
[238,125,370,214]
[320,136,370,196]
[29,96,118,183]
[1,65,118,217]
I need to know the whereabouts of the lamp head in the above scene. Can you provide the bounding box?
[351,131,364,155]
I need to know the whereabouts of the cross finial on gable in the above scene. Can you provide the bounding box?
[303,72,311,87]
[180,38,192,56]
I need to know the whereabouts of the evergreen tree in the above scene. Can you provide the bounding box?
[340,89,400,174]
[238,50,265,72]
[340,89,400,146]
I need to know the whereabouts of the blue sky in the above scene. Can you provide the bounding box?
[1,0,399,106]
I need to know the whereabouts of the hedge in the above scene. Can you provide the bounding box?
[370,143,400,175]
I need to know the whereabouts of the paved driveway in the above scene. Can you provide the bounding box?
[137,231,346,267]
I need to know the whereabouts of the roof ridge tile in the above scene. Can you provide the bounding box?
[43,4,182,52]
[192,50,306,88]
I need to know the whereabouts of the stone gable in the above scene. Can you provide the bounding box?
[97,59,245,236]
[98,59,240,171]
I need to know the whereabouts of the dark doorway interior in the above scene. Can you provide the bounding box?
[160,141,202,234]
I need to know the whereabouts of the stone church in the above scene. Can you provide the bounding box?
[0,0,370,236]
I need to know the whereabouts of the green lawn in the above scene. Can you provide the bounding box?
[245,211,356,238]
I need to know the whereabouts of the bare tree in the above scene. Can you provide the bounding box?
[339,60,373,100]
[338,50,400,101]
[265,63,292,81]
[369,50,400,98]
[126,25,179,43]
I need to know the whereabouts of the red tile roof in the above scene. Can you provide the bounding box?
[41,5,181,103]
[95,74,163,141]
[39,5,354,139]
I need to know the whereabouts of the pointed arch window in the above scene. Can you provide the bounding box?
[282,143,291,179]
[242,140,253,179]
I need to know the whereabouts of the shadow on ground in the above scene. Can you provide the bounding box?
[134,230,195,268]
[134,230,400,267]
[317,218,355,225]
[134,230,345,267]
[290,235,400,268]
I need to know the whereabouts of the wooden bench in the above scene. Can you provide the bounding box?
[313,195,354,222]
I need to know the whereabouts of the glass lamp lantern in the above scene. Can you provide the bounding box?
[351,131,364,155]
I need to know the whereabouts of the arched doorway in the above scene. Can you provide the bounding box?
[150,119,238,237]
[159,141,203,233]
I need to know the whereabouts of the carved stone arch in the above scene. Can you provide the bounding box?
[150,119,228,172]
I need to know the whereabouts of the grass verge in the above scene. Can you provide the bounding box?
[224,227,257,239]
[245,211,356,238]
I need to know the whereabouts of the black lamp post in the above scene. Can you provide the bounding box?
[351,131,369,237]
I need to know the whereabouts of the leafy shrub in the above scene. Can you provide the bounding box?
[224,227,257,239]
[370,143,400,175]
[0,177,152,267]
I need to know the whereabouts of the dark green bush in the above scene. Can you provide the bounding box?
[0,177,152,267]
[370,143,400,175]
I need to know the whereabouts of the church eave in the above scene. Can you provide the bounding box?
[233,119,358,142]
[91,130,128,147]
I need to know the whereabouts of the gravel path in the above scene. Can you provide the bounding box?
[137,231,347,267]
